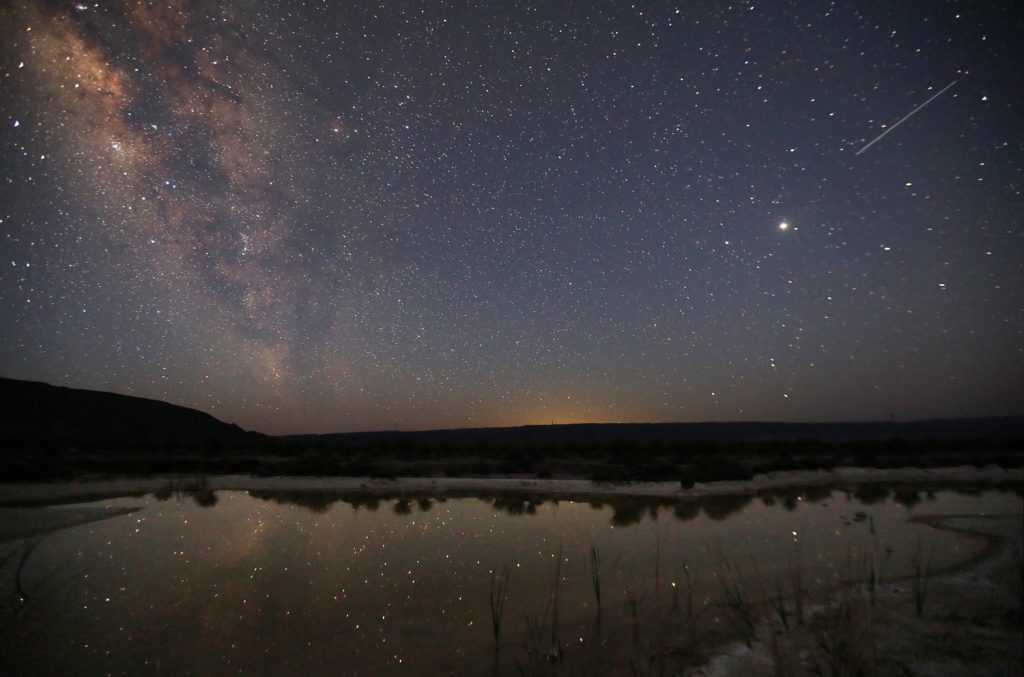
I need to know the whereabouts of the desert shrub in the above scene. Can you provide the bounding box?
[283,452,338,476]
[500,459,523,474]
[396,438,417,462]
[635,462,678,480]
[444,462,481,477]
[0,455,69,481]
[698,457,750,482]
[669,443,695,461]
[606,440,639,462]
[506,451,533,474]
[993,453,1024,468]
[370,464,398,479]
[589,466,631,483]
[337,460,375,476]
[252,462,279,477]
[276,442,307,457]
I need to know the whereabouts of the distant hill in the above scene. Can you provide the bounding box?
[287,417,1024,449]
[1,375,1020,454]
[0,377,263,450]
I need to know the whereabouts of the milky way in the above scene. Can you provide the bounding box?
[2,1,1022,433]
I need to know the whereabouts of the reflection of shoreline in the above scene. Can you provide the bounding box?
[904,513,1014,579]
[243,485,1020,527]
[0,465,1020,509]
[757,513,1012,607]
[0,506,140,541]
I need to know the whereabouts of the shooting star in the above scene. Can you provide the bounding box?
[855,80,957,156]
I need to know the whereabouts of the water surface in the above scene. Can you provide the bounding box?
[1,484,1020,675]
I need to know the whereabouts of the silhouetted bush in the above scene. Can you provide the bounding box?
[636,462,677,480]
[282,453,338,476]
[370,465,399,479]
[698,457,751,482]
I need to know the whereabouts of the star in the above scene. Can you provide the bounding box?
[0,0,1018,432]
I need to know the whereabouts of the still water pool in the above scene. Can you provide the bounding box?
[1,484,1020,675]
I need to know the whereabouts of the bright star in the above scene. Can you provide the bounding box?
[778,221,789,231]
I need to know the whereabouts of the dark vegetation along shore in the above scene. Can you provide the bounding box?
[2,376,1022,482]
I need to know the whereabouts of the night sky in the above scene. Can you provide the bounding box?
[1,1,1021,435]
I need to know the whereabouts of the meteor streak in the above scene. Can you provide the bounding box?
[855,80,957,155]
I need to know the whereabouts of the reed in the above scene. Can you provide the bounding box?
[749,557,789,632]
[766,624,798,677]
[788,539,804,625]
[517,547,565,673]
[652,528,664,653]
[519,610,563,675]
[624,578,644,642]
[768,574,790,631]
[677,560,700,648]
[489,564,512,646]
[551,542,563,651]
[865,516,882,607]
[809,587,876,677]
[712,548,756,646]
[911,539,935,618]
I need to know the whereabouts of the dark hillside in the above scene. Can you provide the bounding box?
[0,377,263,450]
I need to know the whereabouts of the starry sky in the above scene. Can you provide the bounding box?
[1,1,1022,435]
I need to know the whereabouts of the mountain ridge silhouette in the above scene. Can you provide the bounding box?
[2,376,1021,450]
